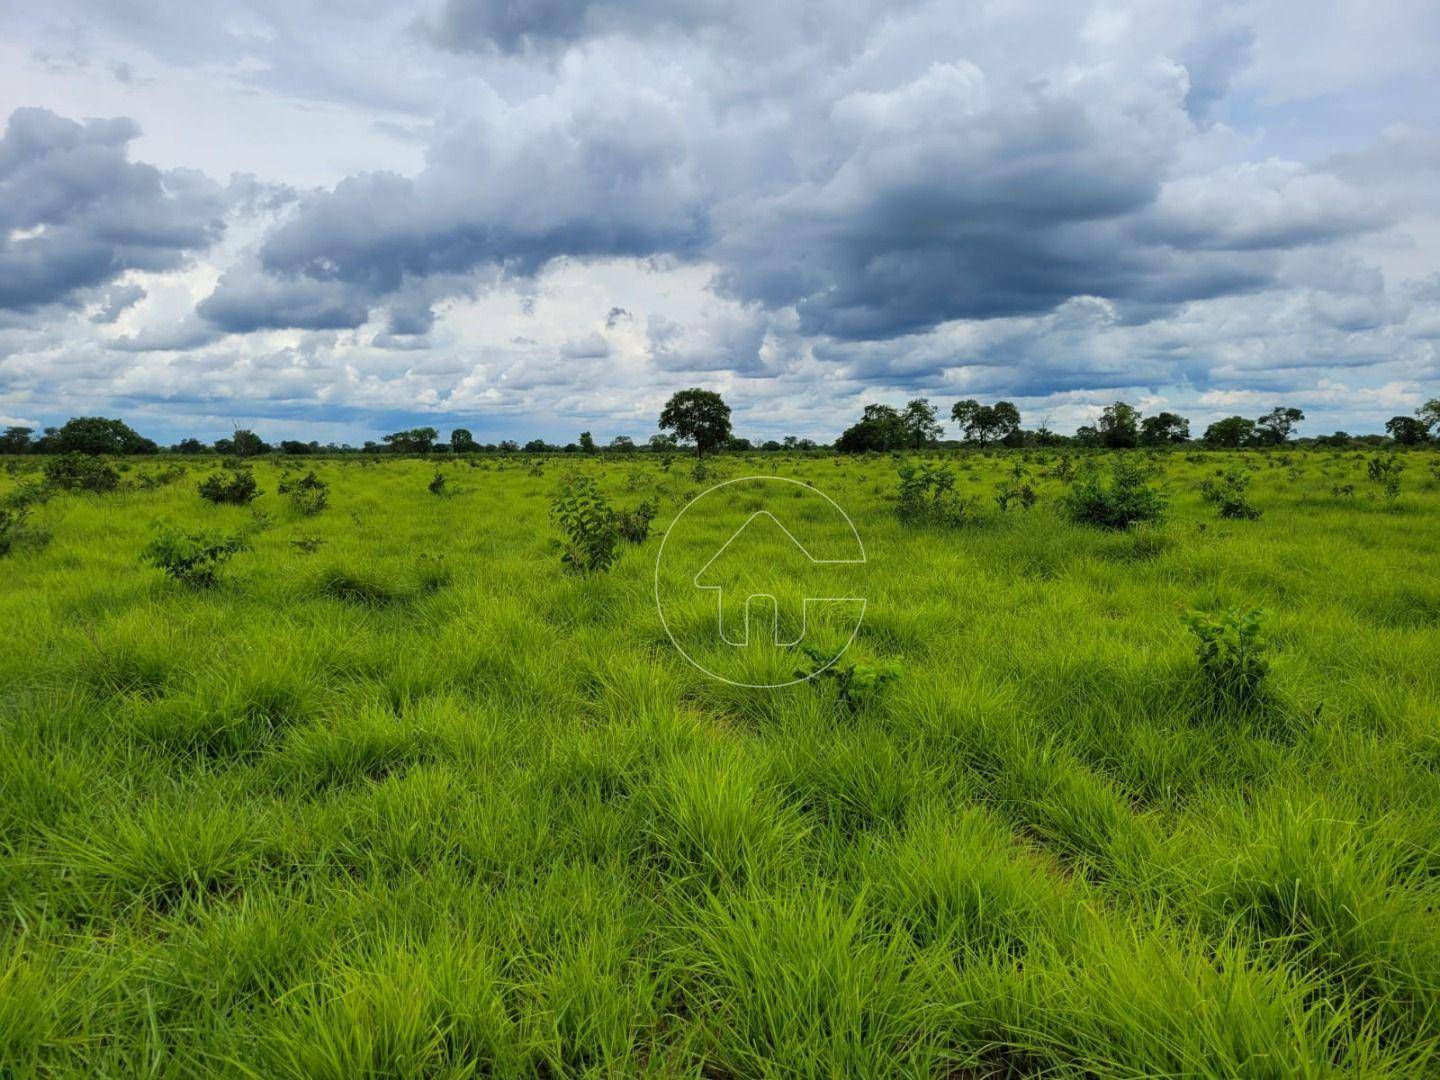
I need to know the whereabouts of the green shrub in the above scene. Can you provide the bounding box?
[0,506,29,556]
[551,474,618,573]
[141,522,249,587]
[1062,456,1167,529]
[1182,607,1269,706]
[132,465,188,490]
[796,646,902,713]
[615,498,657,544]
[1199,468,1261,519]
[2,479,49,509]
[198,469,260,505]
[994,471,1037,512]
[895,462,979,526]
[1366,454,1403,504]
[428,471,448,496]
[44,453,120,493]
[280,471,329,515]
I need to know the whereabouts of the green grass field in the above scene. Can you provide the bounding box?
[2,448,1439,1076]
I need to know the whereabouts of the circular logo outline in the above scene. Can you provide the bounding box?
[653,475,867,689]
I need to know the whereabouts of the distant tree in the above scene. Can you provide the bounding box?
[1314,431,1352,448]
[836,404,907,453]
[951,400,1020,447]
[794,437,817,450]
[0,426,33,454]
[227,428,269,457]
[451,428,478,454]
[1139,412,1190,445]
[1097,402,1140,449]
[1203,416,1257,448]
[524,438,550,453]
[725,436,753,451]
[579,430,597,455]
[171,437,206,454]
[278,440,317,455]
[1254,407,1304,445]
[1074,425,1100,448]
[902,398,944,449]
[760,440,782,451]
[648,433,677,452]
[498,439,519,453]
[609,435,637,452]
[1418,398,1440,432]
[1385,416,1430,446]
[381,427,439,454]
[42,416,156,455]
[659,388,733,457]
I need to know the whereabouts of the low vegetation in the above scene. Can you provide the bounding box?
[2,443,1439,1075]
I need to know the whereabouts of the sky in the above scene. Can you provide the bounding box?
[1,0,1438,446]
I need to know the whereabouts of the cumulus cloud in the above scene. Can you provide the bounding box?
[1,0,1439,442]
[0,108,225,312]
[91,283,148,323]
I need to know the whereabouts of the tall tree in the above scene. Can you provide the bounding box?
[381,428,439,454]
[836,404,907,453]
[1385,416,1429,446]
[41,416,157,455]
[659,388,733,457]
[1418,398,1440,432]
[1098,402,1140,448]
[1254,407,1304,445]
[1139,412,1190,445]
[950,399,1020,447]
[1203,416,1257,448]
[451,428,478,453]
[579,430,597,454]
[901,398,943,449]
[0,426,33,454]
[228,428,269,457]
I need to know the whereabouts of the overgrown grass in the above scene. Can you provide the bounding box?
[1,447,1438,1075]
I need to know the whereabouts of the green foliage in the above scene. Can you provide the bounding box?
[1199,467,1262,519]
[951,399,1020,447]
[1062,456,1167,529]
[1367,454,1404,504]
[43,453,121,493]
[1182,607,1270,705]
[0,505,29,556]
[38,416,157,455]
[895,461,979,526]
[659,387,733,457]
[550,473,618,573]
[198,468,260,505]
[280,471,329,515]
[614,498,657,544]
[994,468,1037,511]
[141,521,249,587]
[796,646,902,712]
[427,470,448,496]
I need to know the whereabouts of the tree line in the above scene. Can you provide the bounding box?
[3,389,1438,457]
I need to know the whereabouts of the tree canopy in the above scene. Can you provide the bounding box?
[658,388,732,457]
[950,400,1020,447]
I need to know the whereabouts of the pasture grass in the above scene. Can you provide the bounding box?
[1,446,1438,1075]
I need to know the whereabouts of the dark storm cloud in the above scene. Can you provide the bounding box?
[200,81,708,331]
[209,38,1385,345]
[0,108,226,312]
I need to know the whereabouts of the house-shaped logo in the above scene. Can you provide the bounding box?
[654,475,869,688]
[691,509,866,648]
